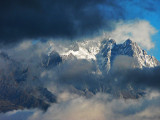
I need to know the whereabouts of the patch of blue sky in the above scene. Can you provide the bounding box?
[116,0,160,60]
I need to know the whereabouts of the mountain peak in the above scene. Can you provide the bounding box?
[124,39,133,45]
[96,39,160,73]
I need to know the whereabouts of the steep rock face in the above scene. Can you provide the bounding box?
[96,39,116,72]
[96,39,160,73]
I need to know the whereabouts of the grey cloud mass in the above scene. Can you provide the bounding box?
[0,0,125,44]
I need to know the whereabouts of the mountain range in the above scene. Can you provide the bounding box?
[0,38,159,112]
[60,39,159,73]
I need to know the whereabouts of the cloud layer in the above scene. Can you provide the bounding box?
[1,92,159,120]
[28,92,160,120]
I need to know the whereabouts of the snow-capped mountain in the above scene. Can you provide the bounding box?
[96,39,160,72]
[59,39,160,73]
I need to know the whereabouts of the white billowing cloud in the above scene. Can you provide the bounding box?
[27,92,160,120]
[108,20,157,50]
[28,93,107,120]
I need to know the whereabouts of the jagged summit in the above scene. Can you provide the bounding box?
[96,39,160,72]
[51,38,159,73]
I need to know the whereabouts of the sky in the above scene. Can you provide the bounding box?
[1,1,160,120]
[119,0,160,60]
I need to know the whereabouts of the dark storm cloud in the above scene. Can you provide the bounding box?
[0,0,124,44]
[109,66,160,91]
[128,67,160,90]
